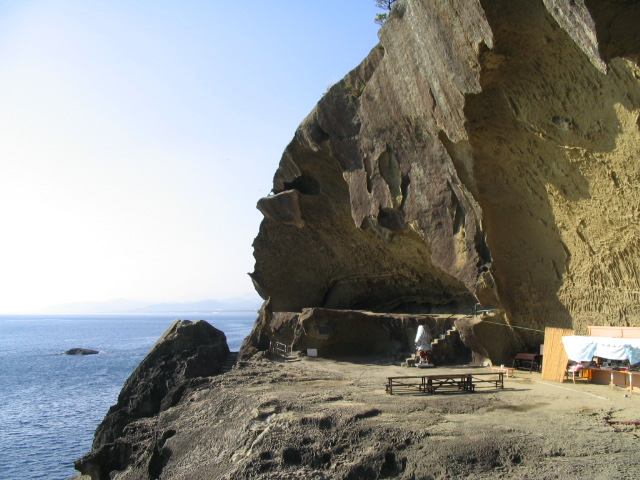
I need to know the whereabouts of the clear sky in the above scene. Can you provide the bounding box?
[0,0,380,313]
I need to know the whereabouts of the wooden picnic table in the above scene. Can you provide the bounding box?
[513,353,540,372]
[385,372,504,395]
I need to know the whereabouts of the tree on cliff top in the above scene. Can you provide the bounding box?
[375,0,397,25]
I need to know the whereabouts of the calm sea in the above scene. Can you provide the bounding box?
[0,313,256,479]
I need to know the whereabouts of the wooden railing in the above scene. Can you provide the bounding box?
[269,341,291,360]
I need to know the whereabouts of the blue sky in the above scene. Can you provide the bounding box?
[0,1,380,312]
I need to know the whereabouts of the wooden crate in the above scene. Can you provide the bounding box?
[541,327,574,382]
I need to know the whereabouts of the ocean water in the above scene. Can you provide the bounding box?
[0,313,256,480]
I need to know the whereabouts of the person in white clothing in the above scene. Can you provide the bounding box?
[414,325,434,366]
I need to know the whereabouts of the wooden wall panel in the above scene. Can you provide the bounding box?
[622,328,640,339]
[587,326,640,338]
[588,326,623,337]
[541,327,574,382]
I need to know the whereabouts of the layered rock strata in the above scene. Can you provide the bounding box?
[250,0,640,357]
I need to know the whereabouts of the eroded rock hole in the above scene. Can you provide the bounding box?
[282,447,302,466]
[283,175,320,195]
[474,230,492,268]
[379,451,405,478]
[377,207,405,231]
[308,121,329,145]
[449,186,465,235]
[378,147,402,207]
[585,0,640,61]
[438,130,476,195]
[399,174,410,209]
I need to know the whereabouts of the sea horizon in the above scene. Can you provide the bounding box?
[0,310,259,316]
[0,312,256,479]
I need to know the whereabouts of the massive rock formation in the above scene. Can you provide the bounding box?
[75,320,230,480]
[250,0,640,357]
[74,3,640,479]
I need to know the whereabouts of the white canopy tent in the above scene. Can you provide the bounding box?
[561,335,640,365]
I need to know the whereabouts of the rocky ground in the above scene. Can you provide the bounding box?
[81,354,640,479]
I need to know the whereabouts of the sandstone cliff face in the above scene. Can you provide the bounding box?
[251,0,640,353]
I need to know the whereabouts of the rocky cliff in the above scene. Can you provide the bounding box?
[75,5,640,477]
[75,320,230,480]
[250,0,640,356]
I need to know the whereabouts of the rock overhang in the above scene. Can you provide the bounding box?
[250,0,640,356]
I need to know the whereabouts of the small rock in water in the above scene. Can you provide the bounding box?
[65,348,99,355]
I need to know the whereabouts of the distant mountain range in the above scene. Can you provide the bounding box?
[44,296,262,314]
[138,297,261,313]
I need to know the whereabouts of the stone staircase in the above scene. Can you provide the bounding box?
[403,321,472,367]
[431,325,458,347]
[430,325,471,365]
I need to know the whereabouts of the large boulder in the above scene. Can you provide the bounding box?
[75,320,229,479]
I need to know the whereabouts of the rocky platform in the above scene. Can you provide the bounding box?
[77,354,640,479]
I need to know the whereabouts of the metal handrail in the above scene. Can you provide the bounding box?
[269,340,291,359]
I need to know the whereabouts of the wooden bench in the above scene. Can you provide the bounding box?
[423,374,474,394]
[384,375,430,394]
[385,372,504,395]
[512,353,540,372]
[469,372,505,389]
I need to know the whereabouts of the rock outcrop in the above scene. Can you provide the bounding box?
[75,320,230,480]
[65,348,99,355]
[249,0,640,359]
